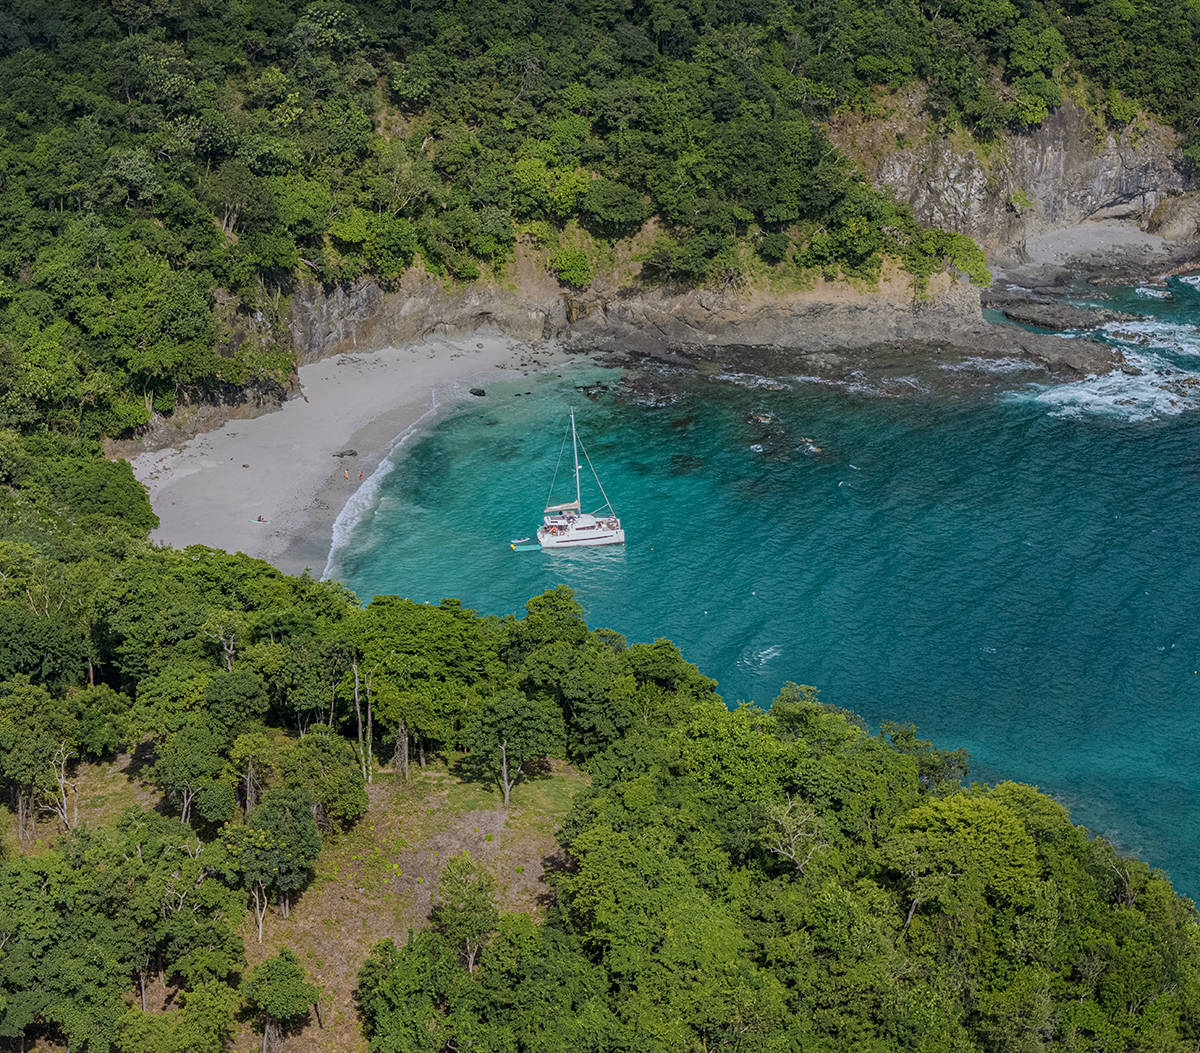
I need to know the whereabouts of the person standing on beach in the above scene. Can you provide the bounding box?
[344,469,349,479]
[359,471,363,480]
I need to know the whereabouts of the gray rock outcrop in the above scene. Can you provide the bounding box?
[830,95,1200,253]
[994,301,1135,331]
[286,264,1119,379]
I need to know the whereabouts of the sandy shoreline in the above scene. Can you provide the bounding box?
[131,336,571,577]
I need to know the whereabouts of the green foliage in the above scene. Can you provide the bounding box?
[116,981,238,1053]
[433,853,500,972]
[357,932,458,1052]
[152,717,231,825]
[462,690,565,805]
[549,248,593,289]
[220,804,319,942]
[242,948,319,1047]
[249,785,323,908]
[278,724,368,829]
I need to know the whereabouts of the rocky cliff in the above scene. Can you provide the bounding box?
[289,266,985,365]
[829,93,1200,255]
[288,255,1118,378]
[286,96,1191,384]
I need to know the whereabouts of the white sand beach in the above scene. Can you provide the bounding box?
[130,336,570,576]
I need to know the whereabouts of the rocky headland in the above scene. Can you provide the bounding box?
[125,94,1200,452]
[281,94,1200,385]
[286,259,1123,385]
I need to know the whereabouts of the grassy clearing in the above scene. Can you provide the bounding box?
[3,747,586,1053]
[243,755,588,1053]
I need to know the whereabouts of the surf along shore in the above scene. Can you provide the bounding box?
[130,336,570,577]
[127,220,1194,578]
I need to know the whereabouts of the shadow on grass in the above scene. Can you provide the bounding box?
[449,752,560,804]
[124,738,158,778]
[449,750,498,792]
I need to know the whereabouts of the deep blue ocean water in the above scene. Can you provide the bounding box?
[328,275,1200,899]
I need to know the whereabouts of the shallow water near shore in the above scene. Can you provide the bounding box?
[329,276,1200,898]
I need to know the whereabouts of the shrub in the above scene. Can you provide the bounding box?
[549,247,592,289]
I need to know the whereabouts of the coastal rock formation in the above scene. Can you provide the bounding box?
[288,264,1119,379]
[989,300,1136,331]
[651,326,1118,379]
[289,275,559,365]
[104,373,298,459]
[830,95,1200,254]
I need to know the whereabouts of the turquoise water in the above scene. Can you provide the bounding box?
[329,276,1200,898]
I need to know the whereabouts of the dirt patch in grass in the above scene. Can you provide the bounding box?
[237,758,588,1053]
[0,750,586,1053]
[0,749,161,854]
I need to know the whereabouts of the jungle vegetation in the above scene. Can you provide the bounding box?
[5,0,1197,437]
[0,454,1198,1050]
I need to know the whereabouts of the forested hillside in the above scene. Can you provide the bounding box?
[2,471,1198,1050]
[5,0,1198,443]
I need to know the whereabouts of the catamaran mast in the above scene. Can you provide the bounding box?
[571,410,581,508]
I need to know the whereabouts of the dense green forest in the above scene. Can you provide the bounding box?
[4,0,1200,441]
[1,465,1199,1050]
[4,0,1200,1049]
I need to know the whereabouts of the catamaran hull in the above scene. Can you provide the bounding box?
[538,528,626,549]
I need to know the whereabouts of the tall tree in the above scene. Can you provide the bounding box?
[241,948,319,1053]
[433,853,499,973]
[152,716,231,825]
[462,690,564,805]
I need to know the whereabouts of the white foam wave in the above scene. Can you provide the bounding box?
[709,372,791,391]
[738,644,783,668]
[1101,318,1200,356]
[1177,275,1200,288]
[1135,286,1170,299]
[937,356,1040,375]
[792,371,930,398]
[1020,348,1200,421]
[321,396,448,580]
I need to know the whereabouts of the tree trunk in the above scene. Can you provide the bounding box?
[262,1012,271,1053]
[352,658,366,783]
[253,883,268,942]
[419,738,426,769]
[140,962,147,1011]
[393,721,409,782]
[500,740,511,806]
[180,787,195,825]
[366,691,373,785]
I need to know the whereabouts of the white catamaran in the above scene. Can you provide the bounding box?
[537,411,625,549]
